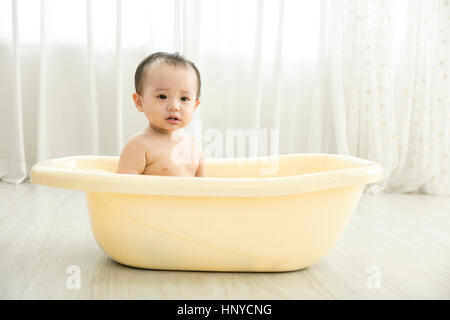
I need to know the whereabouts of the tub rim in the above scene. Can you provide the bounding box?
[30,153,383,197]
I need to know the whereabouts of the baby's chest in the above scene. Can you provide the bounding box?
[143,144,199,176]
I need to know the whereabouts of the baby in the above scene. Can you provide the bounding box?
[116,52,207,177]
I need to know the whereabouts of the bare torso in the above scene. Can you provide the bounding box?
[140,128,202,177]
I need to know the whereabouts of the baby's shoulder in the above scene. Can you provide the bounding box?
[118,134,149,162]
[128,132,150,144]
[123,132,156,151]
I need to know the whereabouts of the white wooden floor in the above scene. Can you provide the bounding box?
[0,181,449,300]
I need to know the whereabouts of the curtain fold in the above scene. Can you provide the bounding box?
[0,0,448,195]
[37,0,47,162]
[115,0,124,152]
[86,0,100,155]
[3,0,27,184]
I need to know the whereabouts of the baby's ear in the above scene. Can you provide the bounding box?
[132,93,143,112]
[194,99,201,110]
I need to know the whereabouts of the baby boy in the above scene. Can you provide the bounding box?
[116,52,207,177]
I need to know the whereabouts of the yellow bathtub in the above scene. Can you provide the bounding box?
[30,153,383,272]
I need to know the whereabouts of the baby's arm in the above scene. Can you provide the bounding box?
[195,153,207,177]
[116,135,147,174]
[194,139,207,177]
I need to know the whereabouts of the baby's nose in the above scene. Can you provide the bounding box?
[167,99,181,111]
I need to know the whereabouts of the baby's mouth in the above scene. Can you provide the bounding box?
[166,116,180,124]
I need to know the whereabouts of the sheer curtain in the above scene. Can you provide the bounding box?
[0,0,449,195]
[309,0,450,195]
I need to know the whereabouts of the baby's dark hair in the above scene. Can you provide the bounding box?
[134,51,201,100]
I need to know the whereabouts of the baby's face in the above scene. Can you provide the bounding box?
[134,61,200,135]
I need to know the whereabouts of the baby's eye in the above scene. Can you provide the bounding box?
[181,97,190,102]
[157,94,167,99]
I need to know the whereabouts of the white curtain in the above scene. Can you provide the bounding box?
[0,0,449,195]
[310,0,450,195]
